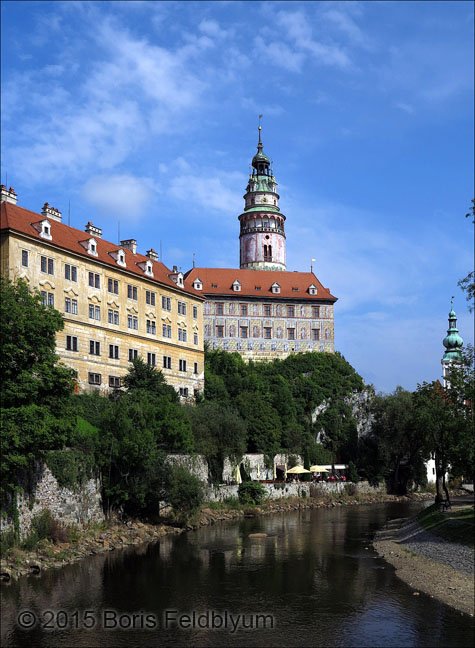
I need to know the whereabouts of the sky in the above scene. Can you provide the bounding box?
[1,0,474,394]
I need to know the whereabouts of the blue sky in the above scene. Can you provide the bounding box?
[2,0,473,394]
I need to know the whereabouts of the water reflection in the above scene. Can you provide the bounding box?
[1,502,473,647]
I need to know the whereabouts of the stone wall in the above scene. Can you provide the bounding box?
[0,464,104,539]
[166,454,209,482]
[205,480,386,502]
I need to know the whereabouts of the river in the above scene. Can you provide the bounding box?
[1,501,473,647]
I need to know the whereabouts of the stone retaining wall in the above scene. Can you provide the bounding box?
[205,480,386,502]
[0,464,104,539]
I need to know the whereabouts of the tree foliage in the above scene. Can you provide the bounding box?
[0,278,76,504]
[457,199,475,312]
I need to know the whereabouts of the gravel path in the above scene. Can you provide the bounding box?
[400,527,474,575]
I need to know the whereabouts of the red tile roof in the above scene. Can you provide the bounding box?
[185,267,337,301]
[1,201,204,299]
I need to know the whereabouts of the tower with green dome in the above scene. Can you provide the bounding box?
[239,124,286,271]
[441,298,464,385]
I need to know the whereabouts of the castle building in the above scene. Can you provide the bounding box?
[0,186,205,398]
[185,127,337,360]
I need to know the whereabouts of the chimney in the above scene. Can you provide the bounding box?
[172,265,178,272]
[41,202,62,222]
[0,186,18,205]
[120,239,137,254]
[85,221,102,238]
[146,248,159,261]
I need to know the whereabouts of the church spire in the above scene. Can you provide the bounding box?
[442,297,464,371]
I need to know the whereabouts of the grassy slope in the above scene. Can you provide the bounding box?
[417,504,474,547]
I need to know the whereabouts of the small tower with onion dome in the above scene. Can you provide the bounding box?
[239,123,286,271]
[441,297,464,386]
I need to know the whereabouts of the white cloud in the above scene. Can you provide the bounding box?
[169,172,244,216]
[82,174,155,222]
[395,101,414,114]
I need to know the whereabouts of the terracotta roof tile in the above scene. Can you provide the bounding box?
[1,202,203,299]
[185,267,337,301]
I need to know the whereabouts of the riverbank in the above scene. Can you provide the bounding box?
[373,496,474,617]
[0,490,433,583]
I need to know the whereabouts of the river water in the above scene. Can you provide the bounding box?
[1,502,473,647]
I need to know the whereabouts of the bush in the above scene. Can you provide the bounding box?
[344,483,357,496]
[238,481,266,505]
[46,448,95,490]
[22,509,70,549]
[347,461,359,483]
[165,465,204,517]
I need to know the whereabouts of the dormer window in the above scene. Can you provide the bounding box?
[271,282,280,294]
[232,280,241,292]
[193,278,203,291]
[109,248,126,267]
[137,260,154,277]
[176,272,184,286]
[87,239,98,256]
[308,284,317,296]
[33,219,52,241]
[118,251,125,265]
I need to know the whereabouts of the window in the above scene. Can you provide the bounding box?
[240,304,248,316]
[128,348,138,362]
[179,387,189,398]
[109,344,119,359]
[147,320,156,335]
[179,359,187,372]
[71,299,78,315]
[21,250,28,267]
[263,244,272,261]
[88,272,100,288]
[88,373,101,385]
[146,290,156,306]
[292,288,299,293]
[163,356,172,369]
[216,326,224,338]
[41,291,54,307]
[194,332,198,345]
[66,335,78,352]
[287,306,295,317]
[312,329,320,341]
[178,301,186,315]
[264,327,272,339]
[108,278,119,294]
[212,283,218,289]
[240,327,248,338]
[287,328,295,340]
[108,309,119,325]
[193,306,198,319]
[162,296,171,311]
[216,303,224,315]
[127,315,138,330]
[127,285,138,300]
[89,304,100,320]
[109,376,121,388]
[65,297,71,313]
[162,324,172,338]
[178,328,187,342]
[65,264,77,282]
[312,306,320,318]
[194,362,198,375]
[264,304,271,317]
[40,256,54,275]
[89,340,101,356]
[255,286,261,291]
[147,352,156,367]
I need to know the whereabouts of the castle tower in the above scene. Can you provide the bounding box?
[441,298,464,386]
[239,126,286,271]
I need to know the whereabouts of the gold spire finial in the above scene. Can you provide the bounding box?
[258,114,263,144]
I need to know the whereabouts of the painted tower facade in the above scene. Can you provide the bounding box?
[239,127,286,271]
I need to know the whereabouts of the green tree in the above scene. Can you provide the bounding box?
[190,401,246,483]
[123,356,179,402]
[457,200,474,312]
[0,277,75,504]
